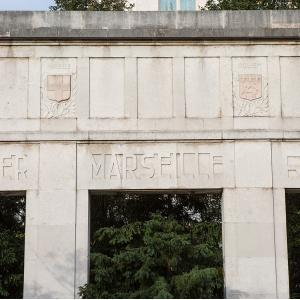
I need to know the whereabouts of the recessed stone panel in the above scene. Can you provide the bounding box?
[90,58,125,118]
[0,58,28,118]
[233,57,269,117]
[0,143,39,190]
[185,57,220,118]
[77,142,235,190]
[41,58,77,119]
[138,58,173,118]
[281,57,300,117]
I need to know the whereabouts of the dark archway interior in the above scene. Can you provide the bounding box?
[0,192,26,299]
[85,191,224,299]
[286,192,300,299]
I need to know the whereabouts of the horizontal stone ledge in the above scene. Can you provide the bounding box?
[2,29,300,41]
[0,130,299,141]
[1,11,300,41]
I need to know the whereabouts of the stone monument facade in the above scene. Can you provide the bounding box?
[0,10,299,298]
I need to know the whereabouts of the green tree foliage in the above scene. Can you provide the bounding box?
[80,192,224,299]
[204,0,300,10]
[50,0,134,11]
[286,193,300,299]
[0,195,25,299]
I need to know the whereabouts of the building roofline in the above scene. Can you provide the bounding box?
[1,10,300,41]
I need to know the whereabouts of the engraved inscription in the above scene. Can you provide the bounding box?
[47,75,71,102]
[233,59,269,117]
[213,156,223,174]
[91,152,224,181]
[287,156,300,178]
[0,155,28,180]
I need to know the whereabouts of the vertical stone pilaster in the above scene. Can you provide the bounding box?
[24,143,77,299]
[223,141,277,298]
[223,188,277,298]
[75,189,89,298]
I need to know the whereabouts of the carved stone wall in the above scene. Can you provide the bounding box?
[0,43,300,129]
[41,58,77,119]
[0,41,299,300]
[77,142,234,189]
[233,57,269,117]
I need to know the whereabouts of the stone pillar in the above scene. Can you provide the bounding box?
[273,189,289,298]
[24,143,76,298]
[223,141,277,298]
[75,189,89,298]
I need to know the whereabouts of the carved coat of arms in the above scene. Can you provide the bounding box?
[239,74,262,101]
[47,75,71,102]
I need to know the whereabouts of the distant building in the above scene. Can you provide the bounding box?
[130,0,207,11]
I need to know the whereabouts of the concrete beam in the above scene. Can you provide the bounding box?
[0,10,300,41]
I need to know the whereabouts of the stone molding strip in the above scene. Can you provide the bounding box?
[1,10,300,41]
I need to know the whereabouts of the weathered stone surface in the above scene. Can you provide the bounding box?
[272,142,300,188]
[185,57,220,118]
[0,42,298,138]
[0,58,28,118]
[1,11,300,40]
[0,10,299,300]
[235,141,272,188]
[138,58,173,118]
[223,188,277,299]
[24,143,77,299]
[77,142,235,190]
[41,58,77,119]
[281,57,300,117]
[0,144,39,190]
[233,57,269,117]
[90,58,125,118]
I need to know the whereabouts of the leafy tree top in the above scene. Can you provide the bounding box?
[203,0,300,10]
[50,0,134,11]
[80,192,224,299]
[0,195,25,299]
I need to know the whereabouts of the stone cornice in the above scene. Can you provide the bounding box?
[1,10,300,41]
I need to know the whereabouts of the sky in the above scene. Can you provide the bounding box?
[0,0,55,10]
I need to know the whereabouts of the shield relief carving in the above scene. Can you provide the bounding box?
[239,74,262,101]
[47,75,71,102]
